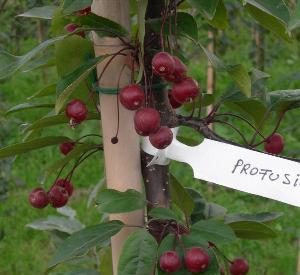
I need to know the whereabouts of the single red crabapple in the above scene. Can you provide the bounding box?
[164,56,187,83]
[60,142,75,155]
[76,6,91,16]
[66,99,88,124]
[152,52,175,77]
[134,108,160,136]
[230,258,249,275]
[149,126,173,149]
[64,23,85,37]
[28,188,49,209]
[48,186,69,208]
[119,84,145,110]
[172,77,200,103]
[159,251,181,273]
[184,247,210,273]
[264,133,284,155]
[54,179,74,196]
[168,89,182,109]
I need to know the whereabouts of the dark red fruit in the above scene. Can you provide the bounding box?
[152,52,175,76]
[64,23,84,37]
[264,133,284,154]
[134,108,160,136]
[119,84,145,110]
[149,126,173,149]
[230,258,249,275]
[66,99,88,124]
[184,247,210,273]
[76,6,91,16]
[48,186,69,208]
[60,142,75,155]
[172,77,199,103]
[159,251,181,273]
[164,56,187,83]
[54,179,74,196]
[28,188,49,209]
[168,90,182,109]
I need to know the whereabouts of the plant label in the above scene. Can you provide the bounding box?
[143,137,300,207]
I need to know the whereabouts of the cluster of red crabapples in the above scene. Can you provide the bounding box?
[119,51,200,149]
[28,179,73,209]
[28,141,77,209]
[159,247,249,274]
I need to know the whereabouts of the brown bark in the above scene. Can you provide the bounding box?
[142,0,177,210]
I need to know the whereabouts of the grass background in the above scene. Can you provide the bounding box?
[1,11,300,275]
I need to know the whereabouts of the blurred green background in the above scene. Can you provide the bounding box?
[1,1,300,275]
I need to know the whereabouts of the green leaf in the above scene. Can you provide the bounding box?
[26,215,84,235]
[25,112,99,132]
[0,136,71,160]
[87,178,106,208]
[147,12,198,41]
[118,229,158,275]
[228,221,277,239]
[43,143,98,181]
[17,6,57,19]
[188,0,219,20]
[48,220,124,269]
[99,247,113,275]
[244,0,291,41]
[226,64,251,97]
[55,56,105,113]
[97,189,146,214]
[225,212,283,224]
[170,173,195,217]
[268,89,300,113]
[5,103,54,115]
[28,83,56,100]
[149,207,181,221]
[186,188,206,223]
[0,35,67,80]
[191,220,236,245]
[288,1,300,31]
[209,0,228,30]
[204,202,227,219]
[62,0,92,14]
[76,13,128,37]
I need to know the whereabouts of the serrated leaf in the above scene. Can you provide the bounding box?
[268,89,300,113]
[228,221,277,239]
[28,83,56,100]
[191,220,236,245]
[76,13,128,37]
[25,112,99,132]
[225,212,283,224]
[226,64,251,97]
[188,0,220,20]
[244,0,291,41]
[97,189,146,213]
[0,136,71,159]
[55,56,105,113]
[170,173,195,217]
[5,103,54,115]
[48,220,124,269]
[147,12,198,41]
[149,207,181,221]
[26,215,84,235]
[118,229,158,275]
[0,35,67,79]
[62,0,92,14]
[17,6,57,19]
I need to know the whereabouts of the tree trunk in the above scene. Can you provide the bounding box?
[92,1,144,273]
[142,0,176,211]
[252,24,265,71]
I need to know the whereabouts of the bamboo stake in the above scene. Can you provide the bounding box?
[92,1,144,273]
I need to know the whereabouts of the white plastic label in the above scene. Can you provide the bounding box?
[142,136,300,207]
